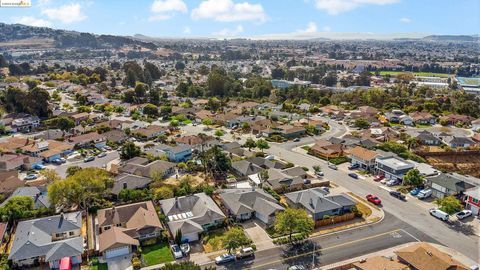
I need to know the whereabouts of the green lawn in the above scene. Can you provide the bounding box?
[379,71,450,78]
[415,123,432,128]
[141,242,174,266]
[90,258,108,270]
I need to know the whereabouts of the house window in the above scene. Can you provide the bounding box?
[69,231,75,236]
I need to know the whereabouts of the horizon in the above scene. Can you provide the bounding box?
[0,0,479,40]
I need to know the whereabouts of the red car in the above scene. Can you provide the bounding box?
[366,194,382,205]
[373,175,385,182]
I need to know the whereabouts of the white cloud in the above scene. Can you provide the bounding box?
[151,0,187,13]
[183,26,191,34]
[192,0,267,23]
[12,16,51,27]
[41,3,87,24]
[297,22,317,33]
[314,0,399,15]
[213,25,244,37]
[323,26,332,31]
[400,17,411,23]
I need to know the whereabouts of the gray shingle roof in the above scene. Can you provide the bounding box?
[2,186,50,209]
[111,173,152,195]
[285,188,356,214]
[219,189,284,218]
[232,160,263,176]
[8,212,83,262]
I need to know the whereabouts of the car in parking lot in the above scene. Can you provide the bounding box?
[180,243,190,255]
[456,210,472,220]
[417,189,432,199]
[410,187,422,196]
[215,253,236,264]
[328,164,337,170]
[373,175,384,182]
[33,164,45,170]
[366,194,381,205]
[348,164,359,170]
[315,171,324,177]
[348,173,358,179]
[24,174,39,180]
[83,156,95,163]
[171,244,183,259]
[293,138,301,142]
[287,265,306,270]
[386,179,400,186]
[97,152,107,158]
[236,247,254,259]
[389,191,406,201]
[429,208,449,221]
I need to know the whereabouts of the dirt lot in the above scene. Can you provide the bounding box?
[164,172,210,187]
[426,154,480,178]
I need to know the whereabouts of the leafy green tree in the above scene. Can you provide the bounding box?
[152,186,174,200]
[403,169,424,186]
[202,118,213,126]
[40,169,61,184]
[0,196,34,222]
[120,141,142,160]
[222,227,250,253]
[256,139,270,152]
[243,138,256,150]
[354,118,370,129]
[143,103,158,117]
[56,116,75,131]
[66,166,82,177]
[214,129,224,137]
[274,208,314,242]
[118,189,151,203]
[435,196,463,214]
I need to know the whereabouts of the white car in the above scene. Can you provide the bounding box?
[456,210,472,220]
[171,244,183,259]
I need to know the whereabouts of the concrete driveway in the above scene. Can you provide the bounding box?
[106,254,133,270]
[242,220,274,251]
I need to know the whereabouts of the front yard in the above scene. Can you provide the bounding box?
[90,258,107,270]
[141,242,174,266]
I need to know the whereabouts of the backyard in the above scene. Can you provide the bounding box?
[90,258,107,270]
[141,242,174,266]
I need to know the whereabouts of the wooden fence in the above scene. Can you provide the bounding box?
[315,212,355,227]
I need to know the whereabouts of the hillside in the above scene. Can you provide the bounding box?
[0,23,157,50]
[423,35,479,42]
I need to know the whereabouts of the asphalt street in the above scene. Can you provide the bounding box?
[265,128,480,262]
[201,212,433,270]
[49,151,119,178]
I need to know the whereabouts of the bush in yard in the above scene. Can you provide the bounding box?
[131,256,141,269]
[435,196,463,214]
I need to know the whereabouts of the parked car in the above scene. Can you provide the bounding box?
[83,156,95,163]
[320,186,330,194]
[287,265,306,270]
[236,247,255,259]
[429,208,449,221]
[33,164,45,170]
[328,164,337,170]
[171,244,183,259]
[256,133,262,138]
[265,155,274,160]
[348,173,358,179]
[180,243,190,255]
[380,178,389,185]
[373,175,384,182]
[293,138,301,142]
[348,164,359,170]
[417,189,432,199]
[24,174,38,180]
[215,253,236,264]
[366,194,382,205]
[97,152,107,158]
[456,210,473,220]
[303,179,311,184]
[410,187,422,196]
[389,191,406,201]
[315,171,324,177]
[386,179,400,186]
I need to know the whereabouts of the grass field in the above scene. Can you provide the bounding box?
[379,71,451,78]
[141,242,174,266]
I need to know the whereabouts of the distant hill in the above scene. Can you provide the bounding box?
[422,35,479,42]
[0,23,157,49]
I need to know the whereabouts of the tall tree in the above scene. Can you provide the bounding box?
[274,208,314,242]
[222,227,250,253]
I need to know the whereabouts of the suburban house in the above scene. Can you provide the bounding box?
[409,111,437,125]
[102,129,128,144]
[70,112,90,126]
[10,114,40,133]
[97,201,163,259]
[274,125,306,139]
[159,193,226,242]
[440,114,474,126]
[384,110,406,123]
[145,144,193,162]
[133,125,167,141]
[263,166,308,191]
[118,157,176,179]
[0,171,24,194]
[348,146,380,172]
[247,156,286,170]
[464,187,480,216]
[2,186,50,209]
[425,173,476,199]
[231,160,263,178]
[309,140,345,158]
[375,156,415,181]
[8,212,84,269]
[443,136,476,148]
[111,173,152,196]
[394,242,469,270]
[285,188,357,220]
[415,130,442,145]
[219,188,284,226]
[67,132,106,149]
[20,140,74,163]
[399,115,414,126]
[175,135,220,152]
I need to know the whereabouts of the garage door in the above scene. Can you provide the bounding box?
[182,233,199,242]
[105,246,130,259]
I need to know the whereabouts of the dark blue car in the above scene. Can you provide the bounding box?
[348,173,358,179]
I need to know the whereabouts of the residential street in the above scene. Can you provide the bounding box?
[265,134,480,262]
[48,151,119,178]
[200,212,434,270]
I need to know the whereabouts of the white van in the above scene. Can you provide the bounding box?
[417,189,432,199]
[429,209,449,221]
[236,247,254,259]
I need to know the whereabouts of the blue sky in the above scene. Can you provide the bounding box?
[1,0,479,39]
